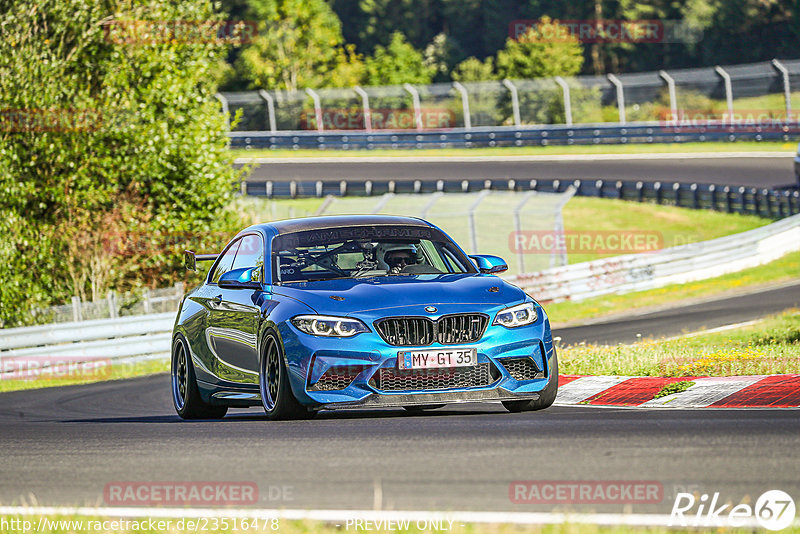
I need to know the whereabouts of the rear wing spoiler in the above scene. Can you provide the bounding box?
[184,250,219,271]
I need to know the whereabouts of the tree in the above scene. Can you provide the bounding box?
[0,0,244,326]
[452,57,496,82]
[365,32,433,85]
[237,0,364,91]
[496,17,584,80]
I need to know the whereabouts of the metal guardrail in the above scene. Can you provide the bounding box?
[222,59,800,136]
[248,177,800,218]
[230,122,800,150]
[509,212,800,303]
[0,313,174,379]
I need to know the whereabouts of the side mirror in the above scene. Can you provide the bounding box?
[218,267,262,290]
[469,254,508,274]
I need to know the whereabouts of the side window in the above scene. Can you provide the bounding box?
[210,239,241,284]
[231,234,264,281]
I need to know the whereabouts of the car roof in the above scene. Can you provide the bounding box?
[247,215,432,236]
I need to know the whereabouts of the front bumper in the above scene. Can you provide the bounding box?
[278,309,555,409]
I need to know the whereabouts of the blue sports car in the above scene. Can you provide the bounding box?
[172,215,558,420]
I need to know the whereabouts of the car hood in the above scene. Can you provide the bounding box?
[270,273,526,315]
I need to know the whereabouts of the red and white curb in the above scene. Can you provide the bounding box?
[555,374,800,408]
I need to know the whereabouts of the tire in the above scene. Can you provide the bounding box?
[260,333,315,421]
[403,404,446,413]
[171,335,228,420]
[502,349,559,413]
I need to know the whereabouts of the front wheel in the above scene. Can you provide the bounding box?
[260,333,315,421]
[171,335,228,420]
[502,349,559,413]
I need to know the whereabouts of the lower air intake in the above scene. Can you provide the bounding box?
[308,365,364,391]
[370,363,495,391]
[499,357,543,381]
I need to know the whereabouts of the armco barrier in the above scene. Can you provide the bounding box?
[509,212,800,303]
[230,122,800,150]
[0,313,174,378]
[247,177,800,218]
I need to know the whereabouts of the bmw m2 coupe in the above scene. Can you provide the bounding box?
[172,215,557,420]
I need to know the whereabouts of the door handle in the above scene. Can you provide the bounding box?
[212,294,223,305]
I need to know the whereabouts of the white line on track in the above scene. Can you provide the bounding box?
[3,505,795,528]
[234,151,794,165]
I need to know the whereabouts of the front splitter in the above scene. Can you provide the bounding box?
[320,387,540,410]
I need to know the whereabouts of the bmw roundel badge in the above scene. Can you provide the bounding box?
[425,306,437,313]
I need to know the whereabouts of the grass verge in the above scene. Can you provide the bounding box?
[546,249,800,325]
[231,141,796,159]
[0,358,168,394]
[559,309,800,377]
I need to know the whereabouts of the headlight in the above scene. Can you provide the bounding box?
[493,302,538,328]
[291,315,369,337]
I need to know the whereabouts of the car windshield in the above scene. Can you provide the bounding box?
[271,225,475,284]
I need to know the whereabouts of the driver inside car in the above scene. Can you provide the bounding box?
[379,244,424,274]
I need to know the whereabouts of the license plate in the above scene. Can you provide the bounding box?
[398,348,477,370]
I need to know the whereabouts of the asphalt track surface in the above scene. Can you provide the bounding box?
[242,154,797,188]
[1,282,799,512]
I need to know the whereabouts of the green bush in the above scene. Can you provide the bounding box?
[0,0,245,327]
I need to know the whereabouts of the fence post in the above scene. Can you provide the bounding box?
[143,288,151,315]
[738,186,746,214]
[708,184,717,210]
[403,83,423,131]
[107,291,117,319]
[305,88,324,133]
[467,189,491,254]
[215,93,230,130]
[607,74,626,125]
[354,86,372,131]
[502,79,521,127]
[723,185,732,213]
[654,181,662,204]
[512,191,536,273]
[771,59,792,117]
[659,70,678,121]
[554,76,572,126]
[673,182,681,206]
[257,89,277,132]
[714,66,734,119]
[551,186,577,268]
[452,81,471,130]
[71,296,82,322]
[174,282,185,312]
